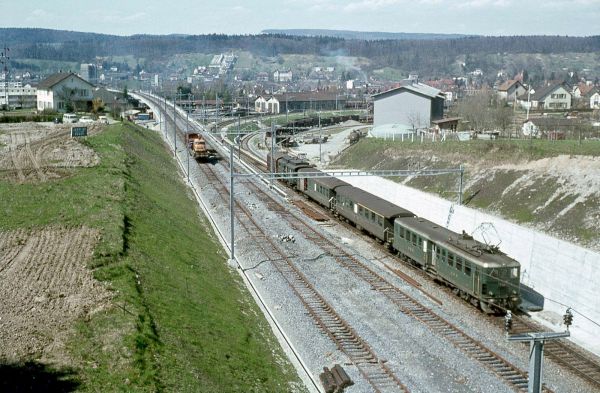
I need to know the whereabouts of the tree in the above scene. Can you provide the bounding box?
[91,98,105,117]
[177,85,192,96]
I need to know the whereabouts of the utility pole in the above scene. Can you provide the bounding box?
[1,45,10,111]
[270,121,275,188]
[505,309,573,393]
[318,111,322,163]
[237,114,241,158]
[186,101,190,182]
[164,95,168,138]
[458,164,464,205]
[229,144,235,264]
[173,93,177,153]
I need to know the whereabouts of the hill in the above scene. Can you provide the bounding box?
[261,28,472,40]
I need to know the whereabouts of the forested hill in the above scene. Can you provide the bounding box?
[262,29,472,40]
[3,28,600,77]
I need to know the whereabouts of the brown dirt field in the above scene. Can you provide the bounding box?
[0,123,102,183]
[0,226,111,364]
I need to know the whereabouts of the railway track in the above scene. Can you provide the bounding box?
[242,178,547,393]
[200,162,409,393]
[142,92,600,392]
[139,93,410,391]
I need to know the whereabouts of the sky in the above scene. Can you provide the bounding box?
[1,0,599,37]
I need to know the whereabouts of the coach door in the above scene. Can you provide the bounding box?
[474,269,480,295]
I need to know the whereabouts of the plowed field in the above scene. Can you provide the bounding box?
[0,226,110,362]
[0,123,101,183]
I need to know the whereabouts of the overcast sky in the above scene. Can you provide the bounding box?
[1,0,599,37]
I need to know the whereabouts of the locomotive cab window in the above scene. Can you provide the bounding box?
[511,267,518,278]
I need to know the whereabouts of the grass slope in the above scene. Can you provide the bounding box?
[0,123,304,392]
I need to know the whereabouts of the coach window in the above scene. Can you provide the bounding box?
[358,205,363,215]
[442,249,447,263]
[456,257,463,271]
[465,261,472,276]
[448,253,454,267]
[377,215,383,227]
[400,227,405,239]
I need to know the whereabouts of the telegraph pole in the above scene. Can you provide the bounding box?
[186,100,190,182]
[164,94,168,138]
[1,45,10,111]
[318,112,322,162]
[173,93,177,153]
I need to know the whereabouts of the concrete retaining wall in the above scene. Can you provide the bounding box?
[339,175,600,355]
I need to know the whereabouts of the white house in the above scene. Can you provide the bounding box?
[529,83,572,110]
[273,70,292,83]
[497,79,527,103]
[37,72,95,112]
[590,89,600,109]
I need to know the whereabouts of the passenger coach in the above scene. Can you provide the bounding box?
[335,186,415,244]
[296,168,350,210]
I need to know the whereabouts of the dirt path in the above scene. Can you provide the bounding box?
[0,227,110,363]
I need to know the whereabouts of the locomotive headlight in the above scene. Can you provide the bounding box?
[489,291,494,296]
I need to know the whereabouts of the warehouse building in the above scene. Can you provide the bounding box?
[373,82,445,129]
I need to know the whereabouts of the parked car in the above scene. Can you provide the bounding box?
[79,116,95,123]
[62,113,78,123]
[98,115,109,124]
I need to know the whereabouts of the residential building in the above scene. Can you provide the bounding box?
[37,72,95,112]
[372,81,445,128]
[0,82,37,109]
[527,83,572,110]
[497,79,527,103]
[273,70,292,83]
[589,89,600,109]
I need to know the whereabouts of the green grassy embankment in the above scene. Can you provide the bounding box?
[0,123,304,392]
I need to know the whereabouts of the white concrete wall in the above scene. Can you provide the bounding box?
[338,175,600,355]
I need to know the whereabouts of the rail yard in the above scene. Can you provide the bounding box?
[135,91,600,393]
